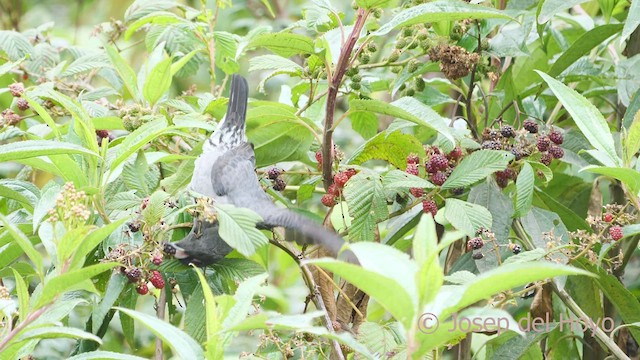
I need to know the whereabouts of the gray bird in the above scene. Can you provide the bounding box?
[170,75,356,266]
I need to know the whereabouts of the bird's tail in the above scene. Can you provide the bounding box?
[262,208,358,264]
[209,74,248,147]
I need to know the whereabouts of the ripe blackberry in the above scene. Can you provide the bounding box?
[410,187,424,198]
[548,130,563,145]
[523,120,538,133]
[96,129,109,139]
[540,152,552,166]
[610,226,623,241]
[136,283,149,295]
[536,136,550,152]
[425,162,436,174]
[451,187,464,196]
[407,153,420,165]
[128,221,141,233]
[422,199,438,216]
[511,244,522,254]
[321,194,336,207]
[603,213,613,223]
[468,237,484,250]
[8,82,24,97]
[481,140,502,150]
[126,268,142,283]
[511,147,527,160]
[328,184,341,197]
[472,252,484,260]
[431,171,447,186]
[496,168,515,180]
[496,176,509,188]
[272,178,286,191]
[429,154,449,171]
[548,146,564,159]
[500,125,515,138]
[267,167,282,180]
[447,146,462,160]
[150,270,165,289]
[334,172,350,188]
[16,98,29,111]
[405,163,419,176]
[163,243,176,255]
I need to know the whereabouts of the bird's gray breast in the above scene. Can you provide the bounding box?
[189,141,227,199]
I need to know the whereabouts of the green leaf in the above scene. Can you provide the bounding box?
[0,180,36,213]
[584,166,640,196]
[35,262,119,309]
[56,226,93,268]
[248,55,304,92]
[444,199,492,237]
[109,117,169,172]
[23,94,61,139]
[222,273,268,330]
[11,268,29,322]
[114,307,205,359]
[92,274,127,333]
[356,0,393,9]
[343,171,388,242]
[442,150,513,190]
[104,42,139,99]
[213,31,239,75]
[349,131,424,169]
[373,0,513,36]
[548,24,623,77]
[70,217,130,270]
[192,267,221,359]
[249,33,315,57]
[624,110,640,165]
[413,215,443,305]
[0,213,43,276]
[349,111,378,140]
[143,56,172,106]
[215,204,269,257]
[537,71,621,166]
[67,351,148,360]
[622,0,640,42]
[533,190,590,232]
[124,12,182,40]
[305,242,417,327]
[515,162,534,217]
[18,326,101,343]
[538,0,589,23]
[382,170,434,191]
[0,140,99,163]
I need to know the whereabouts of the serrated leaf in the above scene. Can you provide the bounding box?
[537,71,621,167]
[11,268,29,321]
[249,33,315,57]
[625,110,640,165]
[444,198,492,237]
[0,213,43,276]
[515,162,534,217]
[343,171,388,242]
[0,31,34,60]
[105,191,141,211]
[124,11,182,40]
[0,140,98,163]
[215,204,269,257]
[349,111,378,140]
[115,307,205,359]
[583,166,640,196]
[382,170,434,191]
[71,217,130,270]
[92,274,127,333]
[0,179,38,213]
[442,150,513,190]
[109,117,169,172]
[104,42,139,99]
[373,0,513,36]
[192,267,221,359]
[349,131,423,169]
[143,56,172,106]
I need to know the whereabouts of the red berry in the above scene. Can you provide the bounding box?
[136,283,149,295]
[405,163,419,176]
[334,172,349,188]
[603,213,613,223]
[425,161,436,174]
[429,154,449,171]
[609,226,623,241]
[540,152,552,166]
[345,168,357,178]
[548,130,563,145]
[536,136,550,152]
[407,153,420,165]
[422,199,438,216]
[431,171,447,186]
[410,188,424,197]
[321,194,336,207]
[152,254,163,266]
[8,83,24,97]
[328,184,341,196]
[447,146,462,160]
[141,197,149,210]
[150,270,165,289]
[549,146,564,159]
[315,150,323,164]
[523,120,538,133]
[16,98,29,111]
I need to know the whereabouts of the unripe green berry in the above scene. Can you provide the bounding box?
[367,42,378,52]
[415,77,425,91]
[402,27,414,37]
[351,82,361,90]
[351,74,362,83]
[420,40,430,50]
[408,60,419,73]
[405,88,415,96]
[373,8,383,18]
[398,83,406,91]
[388,50,400,63]
[481,38,489,51]
[391,66,403,73]
[417,29,428,40]
[345,67,357,77]
[359,53,371,64]
[408,41,418,49]
[396,38,408,49]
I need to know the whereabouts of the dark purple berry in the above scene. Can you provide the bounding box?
[451,187,464,196]
[447,146,463,160]
[496,176,509,188]
[8,83,24,97]
[272,178,286,191]
[16,98,29,111]
[481,140,502,150]
[549,146,564,159]
[468,237,484,250]
[472,252,484,260]
[422,199,438,216]
[425,161,436,174]
[267,167,282,180]
[431,171,447,186]
[536,136,550,152]
[523,120,538,133]
[126,268,142,283]
[511,147,527,160]
[405,163,419,176]
[540,152,552,166]
[500,125,515,138]
[548,130,563,145]
[128,221,141,233]
[410,188,424,197]
[163,243,177,255]
[96,129,109,139]
[511,244,522,254]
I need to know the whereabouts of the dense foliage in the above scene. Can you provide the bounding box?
[1,0,640,358]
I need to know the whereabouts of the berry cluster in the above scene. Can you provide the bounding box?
[592,204,632,242]
[346,67,363,91]
[321,169,357,207]
[266,167,286,192]
[47,182,91,228]
[105,244,168,296]
[1,109,21,127]
[468,227,499,260]
[428,44,480,80]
